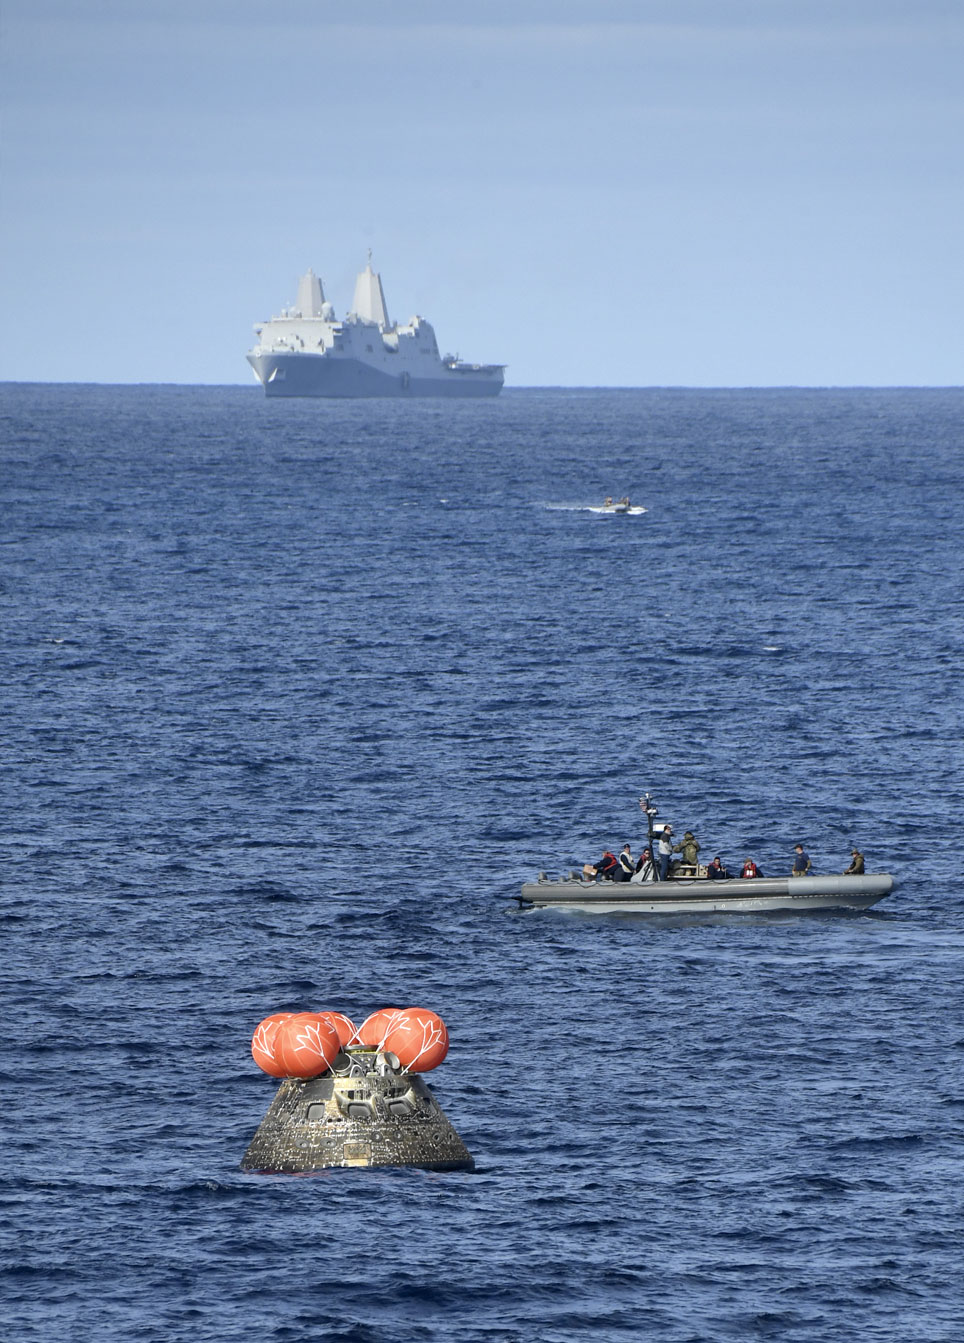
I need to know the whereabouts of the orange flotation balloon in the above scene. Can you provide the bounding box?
[273,1012,341,1079]
[321,1011,356,1050]
[383,1008,449,1072]
[251,1012,296,1077]
[355,1007,406,1049]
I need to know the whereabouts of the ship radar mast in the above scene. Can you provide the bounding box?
[295,267,326,318]
[351,252,391,328]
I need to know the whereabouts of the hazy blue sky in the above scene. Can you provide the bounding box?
[1,0,961,385]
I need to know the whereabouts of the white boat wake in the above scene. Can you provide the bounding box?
[546,504,648,516]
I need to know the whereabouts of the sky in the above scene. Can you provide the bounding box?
[1,0,961,386]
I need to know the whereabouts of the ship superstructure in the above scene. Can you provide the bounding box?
[247,258,504,398]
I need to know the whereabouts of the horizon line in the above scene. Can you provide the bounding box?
[1,380,962,393]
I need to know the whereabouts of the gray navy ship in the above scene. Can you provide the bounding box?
[248,257,505,398]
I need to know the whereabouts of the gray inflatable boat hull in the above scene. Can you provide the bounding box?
[518,873,894,914]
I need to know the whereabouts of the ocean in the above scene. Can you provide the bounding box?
[2,383,963,1341]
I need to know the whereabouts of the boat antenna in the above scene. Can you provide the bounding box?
[639,792,658,854]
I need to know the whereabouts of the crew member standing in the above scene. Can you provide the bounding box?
[673,830,701,870]
[656,825,674,881]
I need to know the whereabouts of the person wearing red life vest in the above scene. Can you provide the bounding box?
[583,849,618,881]
[741,858,763,878]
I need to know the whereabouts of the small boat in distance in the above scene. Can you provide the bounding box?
[587,501,647,516]
[518,793,895,915]
[588,495,642,515]
[545,500,648,516]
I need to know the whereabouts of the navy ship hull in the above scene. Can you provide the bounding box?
[248,351,503,398]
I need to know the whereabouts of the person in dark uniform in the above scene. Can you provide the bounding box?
[631,847,655,882]
[844,847,865,874]
[792,844,812,876]
[707,856,730,879]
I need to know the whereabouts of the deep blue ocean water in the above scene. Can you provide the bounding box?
[2,383,963,1342]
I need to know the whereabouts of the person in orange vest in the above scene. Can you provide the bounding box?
[741,858,762,878]
[583,849,618,881]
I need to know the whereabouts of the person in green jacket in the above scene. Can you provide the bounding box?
[844,847,865,874]
[673,831,701,867]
